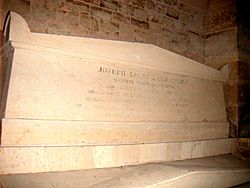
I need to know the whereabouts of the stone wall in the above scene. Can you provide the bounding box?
[1,0,209,62]
[237,0,250,138]
[238,138,250,161]
[0,0,5,100]
[204,0,238,138]
[203,0,250,160]
[236,0,250,160]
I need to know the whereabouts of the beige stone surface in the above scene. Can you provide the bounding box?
[0,155,249,188]
[4,47,227,122]
[0,138,236,174]
[1,119,229,146]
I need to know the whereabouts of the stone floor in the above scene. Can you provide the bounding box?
[0,155,250,188]
[233,182,250,188]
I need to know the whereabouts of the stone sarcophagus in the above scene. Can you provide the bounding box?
[0,12,234,174]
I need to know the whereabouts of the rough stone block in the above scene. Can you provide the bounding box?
[147,11,163,23]
[148,21,161,33]
[118,23,133,41]
[131,18,149,29]
[112,12,130,24]
[187,11,205,33]
[162,16,174,28]
[178,12,189,25]
[64,0,89,13]
[162,27,175,39]
[78,0,100,5]
[100,0,118,11]
[166,7,179,19]
[173,21,187,33]
[66,11,80,26]
[132,0,146,9]
[177,2,197,15]
[163,31,188,55]
[163,0,177,6]
[133,8,148,21]
[80,13,99,31]
[118,2,134,15]
[155,2,167,15]
[133,29,145,42]
[90,5,112,19]
[145,32,158,44]
[145,0,155,10]
[31,0,64,9]
[100,18,119,35]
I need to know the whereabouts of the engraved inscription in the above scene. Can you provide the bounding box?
[9,50,225,123]
[98,67,126,76]
[83,64,191,121]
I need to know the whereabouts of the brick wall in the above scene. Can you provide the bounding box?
[1,0,209,62]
